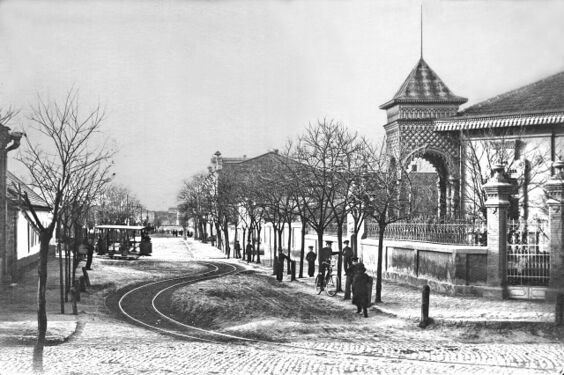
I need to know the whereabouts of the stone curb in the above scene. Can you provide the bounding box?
[0,319,78,346]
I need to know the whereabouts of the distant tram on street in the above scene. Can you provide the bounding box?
[94,225,152,260]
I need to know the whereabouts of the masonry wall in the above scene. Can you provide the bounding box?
[359,238,489,296]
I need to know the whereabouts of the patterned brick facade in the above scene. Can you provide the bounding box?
[381,59,467,218]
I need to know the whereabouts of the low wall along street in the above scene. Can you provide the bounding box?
[359,239,489,297]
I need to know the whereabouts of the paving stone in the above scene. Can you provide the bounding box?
[1,237,563,375]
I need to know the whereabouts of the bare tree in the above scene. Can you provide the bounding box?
[362,138,413,303]
[60,160,113,295]
[215,166,241,257]
[99,184,143,225]
[289,119,350,273]
[238,173,266,263]
[178,172,209,240]
[254,153,300,273]
[462,127,551,222]
[16,91,113,372]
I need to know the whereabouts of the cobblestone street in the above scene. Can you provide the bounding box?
[1,237,563,375]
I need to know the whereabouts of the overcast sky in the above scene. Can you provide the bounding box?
[3,0,564,210]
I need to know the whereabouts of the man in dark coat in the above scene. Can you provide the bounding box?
[245,240,253,263]
[343,257,359,300]
[234,240,242,258]
[342,240,353,274]
[305,246,317,277]
[276,249,286,281]
[352,262,370,317]
[84,240,94,270]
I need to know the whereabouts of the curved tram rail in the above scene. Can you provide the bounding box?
[117,261,557,373]
[118,261,248,343]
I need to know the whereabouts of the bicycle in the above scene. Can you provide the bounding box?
[314,260,339,296]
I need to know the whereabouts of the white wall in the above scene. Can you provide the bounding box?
[16,210,51,260]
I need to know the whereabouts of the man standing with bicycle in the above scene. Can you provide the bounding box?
[319,240,340,286]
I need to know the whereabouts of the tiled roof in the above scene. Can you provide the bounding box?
[221,157,247,164]
[460,70,564,116]
[380,58,467,110]
[6,172,50,210]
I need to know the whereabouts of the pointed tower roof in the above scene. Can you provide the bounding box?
[380,58,467,110]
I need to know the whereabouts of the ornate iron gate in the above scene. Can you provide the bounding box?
[506,219,550,287]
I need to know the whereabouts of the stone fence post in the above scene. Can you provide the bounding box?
[482,164,514,299]
[546,160,564,302]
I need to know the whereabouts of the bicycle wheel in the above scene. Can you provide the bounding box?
[314,274,323,295]
[326,275,339,296]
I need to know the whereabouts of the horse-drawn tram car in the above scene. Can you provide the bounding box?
[94,225,152,260]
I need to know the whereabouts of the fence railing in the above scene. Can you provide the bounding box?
[365,219,487,246]
[507,219,550,286]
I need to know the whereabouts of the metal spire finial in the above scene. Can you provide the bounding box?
[420,2,423,59]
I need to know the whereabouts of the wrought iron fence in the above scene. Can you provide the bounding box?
[506,219,550,286]
[365,219,487,246]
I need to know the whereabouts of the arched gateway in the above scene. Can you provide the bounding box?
[380,58,467,219]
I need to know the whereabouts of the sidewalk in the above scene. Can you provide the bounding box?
[234,253,556,325]
[0,255,77,346]
[0,237,229,347]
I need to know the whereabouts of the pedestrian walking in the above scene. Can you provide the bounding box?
[352,262,370,318]
[245,240,253,263]
[305,246,317,277]
[342,240,353,274]
[234,240,242,258]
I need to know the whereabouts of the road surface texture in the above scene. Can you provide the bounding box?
[0,237,563,375]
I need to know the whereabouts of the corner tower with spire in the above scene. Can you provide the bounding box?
[381,57,467,218]
[381,58,467,122]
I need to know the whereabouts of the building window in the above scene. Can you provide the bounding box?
[28,222,39,252]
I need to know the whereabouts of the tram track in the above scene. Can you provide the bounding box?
[118,261,244,342]
[114,260,556,373]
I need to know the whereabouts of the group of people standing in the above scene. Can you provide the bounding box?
[233,239,259,263]
[306,240,371,318]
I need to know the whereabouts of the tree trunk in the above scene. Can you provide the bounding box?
[223,223,230,258]
[256,225,262,264]
[215,222,222,249]
[299,220,306,278]
[33,232,52,372]
[198,219,204,240]
[375,222,385,303]
[336,224,343,292]
[58,240,64,314]
[317,230,323,267]
[65,243,70,302]
[286,219,292,260]
[351,232,358,259]
[234,225,238,256]
[273,223,278,252]
[280,227,290,274]
[352,215,361,258]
